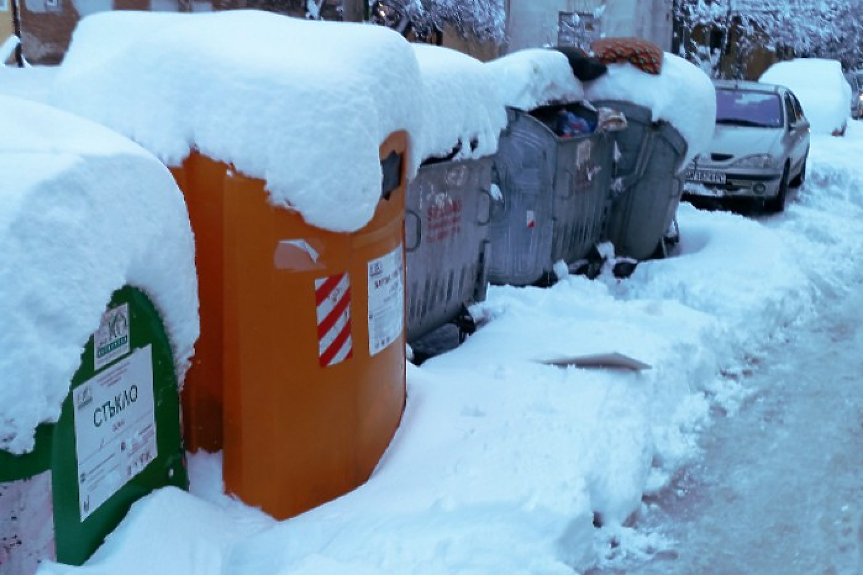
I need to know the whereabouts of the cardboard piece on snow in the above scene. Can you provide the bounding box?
[534,352,651,371]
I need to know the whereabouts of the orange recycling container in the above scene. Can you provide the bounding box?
[174,132,408,519]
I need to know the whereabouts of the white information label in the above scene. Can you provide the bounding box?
[73,345,157,521]
[367,245,404,356]
[0,470,56,574]
[94,302,131,370]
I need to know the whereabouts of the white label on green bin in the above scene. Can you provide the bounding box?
[367,245,404,356]
[94,302,131,370]
[73,345,157,521]
[0,470,56,573]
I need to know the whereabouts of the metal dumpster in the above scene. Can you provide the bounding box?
[405,154,493,343]
[594,99,689,261]
[488,102,615,286]
[0,286,188,573]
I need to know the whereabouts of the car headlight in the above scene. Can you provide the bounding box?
[732,154,775,168]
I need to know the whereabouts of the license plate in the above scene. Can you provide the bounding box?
[686,168,726,184]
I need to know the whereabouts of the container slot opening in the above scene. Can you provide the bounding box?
[381,151,403,200]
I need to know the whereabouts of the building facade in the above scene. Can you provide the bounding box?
[1,0,14,47]
[506,0,673,54]
[14,0,364,64]
[14,0,673,65]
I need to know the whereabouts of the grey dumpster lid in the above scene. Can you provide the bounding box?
[584,53,716,169]
[52,10,424,233]
[0,95,198,455]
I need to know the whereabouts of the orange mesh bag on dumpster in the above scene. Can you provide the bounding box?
[591,37,664,75]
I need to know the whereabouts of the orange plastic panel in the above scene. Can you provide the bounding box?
[171,153,227,453]
[179,132,408,519]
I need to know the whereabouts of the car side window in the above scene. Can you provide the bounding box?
[784,94,797,125]
[790,94,805,122]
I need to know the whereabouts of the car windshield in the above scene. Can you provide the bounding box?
[715,88,783,128]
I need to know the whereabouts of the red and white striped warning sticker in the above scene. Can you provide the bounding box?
[315,273,353,367]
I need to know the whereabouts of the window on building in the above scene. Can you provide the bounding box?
[558,11,597,50]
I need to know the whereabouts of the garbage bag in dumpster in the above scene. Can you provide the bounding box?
[594,99,689,260]
[173,132,409,520]
[488,102,615,286]
[405,154,494,343]
[0,287,188,573]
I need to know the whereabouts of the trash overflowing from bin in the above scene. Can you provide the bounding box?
[0,95,198,572]
[51,9,424,520]
[404,44,506,343]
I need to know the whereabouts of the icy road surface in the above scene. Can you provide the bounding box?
[598,250,863,575]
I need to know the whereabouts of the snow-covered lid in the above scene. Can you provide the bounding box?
[412,44,507,162]
[0,95,198,455]
[484,48,586,111]
[51,10,424,233]
[584,53,716,169]
[0,65,60,104]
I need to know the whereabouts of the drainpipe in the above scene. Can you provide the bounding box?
[11,0,23,67]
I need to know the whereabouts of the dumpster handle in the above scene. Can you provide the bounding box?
[405,209,422,252]
[614,131,655,190]
[477,188,493,226]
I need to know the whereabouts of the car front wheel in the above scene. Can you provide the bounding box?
[791,155,807,188]
[765,165,790,213]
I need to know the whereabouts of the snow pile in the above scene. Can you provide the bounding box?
[484,48,585,111]
[584,53,716,168]
[412,44,507,162]
[51,10,423,233]
[0,95,198,455]
[760,58,851,135]
[0,64,59,103]
[31,112,863,575]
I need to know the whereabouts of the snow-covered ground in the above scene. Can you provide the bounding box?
[3,11,863,573]
[30,119,863,575]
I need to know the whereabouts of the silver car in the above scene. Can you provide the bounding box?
[845,71,863,119]
[683,80,810,212]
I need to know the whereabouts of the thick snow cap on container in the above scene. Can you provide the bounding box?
[0,95,198,455]
[52,10,424,233]
[584,53,716,170]
[412,44,507,162]
[485,48,586,111]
